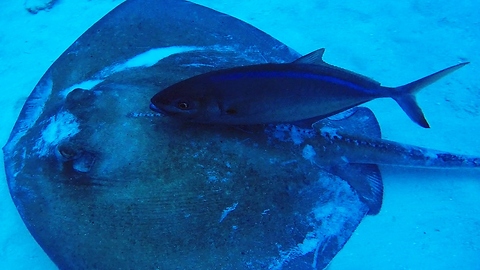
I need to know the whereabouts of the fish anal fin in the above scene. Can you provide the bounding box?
[332,163,383,215]
[292,48,326,65]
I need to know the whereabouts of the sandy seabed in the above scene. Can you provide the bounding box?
[0,0,479,269]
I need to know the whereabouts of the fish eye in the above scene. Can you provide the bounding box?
[177,101,190,110]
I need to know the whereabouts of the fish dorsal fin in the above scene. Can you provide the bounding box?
[292,48,326,65]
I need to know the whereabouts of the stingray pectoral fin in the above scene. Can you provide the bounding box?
[388,62,469,128]
[314,107,382,139]
[332,163,383,215]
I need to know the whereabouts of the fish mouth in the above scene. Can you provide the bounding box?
[149,103,165,114]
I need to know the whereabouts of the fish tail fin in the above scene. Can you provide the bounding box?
[388,62,469,128]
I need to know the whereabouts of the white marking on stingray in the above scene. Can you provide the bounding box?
[280,159,297,166]
[110,46,203,73]
[302,144,316,163]
[59,79,104,98]
[33,111,80,157]
[58,46,205,98]
[290,126,303,145]
[319,126,342,140]
[14,149,27,178]
[206,170,219,183]
[219,202,238,223]
[326,108,357,121]
[210,44,238,53]
[267,124,315,145]
[3,73,53,154]
[268,175,366,269]
[180,63,216,68]
[4,147,27,192]
[423,150,439,160]
[205,169,231,183]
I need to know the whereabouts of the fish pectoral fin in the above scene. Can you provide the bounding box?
[292,48,326,65]
[331,163,383,215]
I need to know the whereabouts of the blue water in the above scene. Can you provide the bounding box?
[0,0,479,269]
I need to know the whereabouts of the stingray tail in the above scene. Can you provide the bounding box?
[386,62,469,128]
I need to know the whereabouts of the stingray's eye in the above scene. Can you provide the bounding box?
[177,101,190,110]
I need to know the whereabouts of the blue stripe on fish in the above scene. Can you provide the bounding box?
[210,70,377,94]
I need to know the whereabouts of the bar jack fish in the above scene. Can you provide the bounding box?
[150,48,468,128]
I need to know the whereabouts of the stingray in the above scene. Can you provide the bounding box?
[3,0,479,269]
